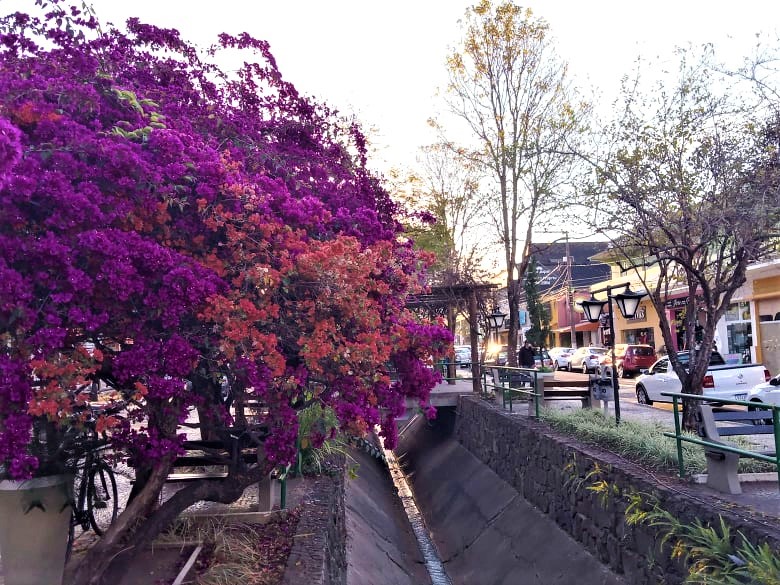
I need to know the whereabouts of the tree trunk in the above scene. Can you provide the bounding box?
[506,278,520,367]
[66,459,173,585]
[129,465,268,547]
[67,460,271,585]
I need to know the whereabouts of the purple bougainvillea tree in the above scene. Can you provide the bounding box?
[0,2,451,582]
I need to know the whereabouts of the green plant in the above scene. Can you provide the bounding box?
[297,404,359,477]
[556,419,780,583]
[626,499,780,584]
[540,408,772,476]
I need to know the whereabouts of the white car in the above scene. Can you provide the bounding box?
[747,374,780,406]
[568,346,608,374]
[548,347,573,371]
[635,351,770,405]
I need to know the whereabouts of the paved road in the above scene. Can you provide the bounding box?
[449,366,677,426]
[551,369,678,426]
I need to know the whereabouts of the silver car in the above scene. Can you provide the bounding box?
[568,346,608,374]
[548,347,573,371]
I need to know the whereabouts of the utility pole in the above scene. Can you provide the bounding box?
[565,232,577,349]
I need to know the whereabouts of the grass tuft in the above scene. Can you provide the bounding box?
[158,511,300,585]
[540,408,772,476]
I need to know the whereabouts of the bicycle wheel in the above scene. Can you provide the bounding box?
[87,460,118,535]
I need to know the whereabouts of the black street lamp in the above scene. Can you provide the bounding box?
[486,307,507,332]
[578,284,647,424]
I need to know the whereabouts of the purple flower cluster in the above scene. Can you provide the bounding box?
[0,3,450,480]
[0,356,38,478]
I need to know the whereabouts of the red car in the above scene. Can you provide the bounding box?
[609,344,656,378]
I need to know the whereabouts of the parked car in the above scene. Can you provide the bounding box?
[635,351,771,405]
[746,373,780,407]
[604,344,656,378]
[548,347,573,371]
[534,349,553,369]
[568,346,608,374]
[484,345,508,366]
[454,345,472,368]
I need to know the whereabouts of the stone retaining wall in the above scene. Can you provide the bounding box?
[281,457,347,585]
[456,396,780,585]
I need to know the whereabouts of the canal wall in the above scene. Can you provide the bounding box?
[283,395,780,584]
[454,396,780,584]
[396,407,626,585]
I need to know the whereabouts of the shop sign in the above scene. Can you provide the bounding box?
[664,297,689,309]
[664,295,703,310]
[628,306,647,322]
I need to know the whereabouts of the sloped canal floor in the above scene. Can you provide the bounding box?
[389,408,627,585]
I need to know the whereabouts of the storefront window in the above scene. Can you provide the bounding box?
[622,328,654,347]
[725,301,751,322]
[726,309,753,364]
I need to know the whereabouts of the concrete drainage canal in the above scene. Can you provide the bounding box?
[345,407,626,585]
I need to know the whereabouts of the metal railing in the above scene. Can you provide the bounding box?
[481,365,542,417]
[435,359,479,383]
[661,391,780,486]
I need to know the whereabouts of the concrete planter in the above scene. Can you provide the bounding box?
[0,475,72,585]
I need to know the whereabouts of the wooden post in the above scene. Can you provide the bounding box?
[257,473,273,511]
[469,290,482,395]
[447,303,457,384]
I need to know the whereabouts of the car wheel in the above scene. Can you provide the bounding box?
[553,361,560,371]
[582,363,589,375]
[636,385,653,405]
[617,365,625,379]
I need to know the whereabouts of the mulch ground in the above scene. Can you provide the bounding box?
[192,509,301,585]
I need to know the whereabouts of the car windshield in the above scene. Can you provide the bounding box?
[589,348,606,354]
[676,351,725,366]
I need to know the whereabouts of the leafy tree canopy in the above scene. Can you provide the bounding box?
[0,3,451,580]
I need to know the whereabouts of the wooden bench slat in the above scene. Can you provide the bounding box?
[543,380,591,388]
[713,425,775,436]
[713,411,773,422]
[166,472,228,482]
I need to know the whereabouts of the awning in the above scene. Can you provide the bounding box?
[553,322,600,333]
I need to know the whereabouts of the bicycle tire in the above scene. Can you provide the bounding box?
[87,460,118,536]
[66,512,76,560]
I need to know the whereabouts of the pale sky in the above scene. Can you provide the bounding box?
[4,1,780,174]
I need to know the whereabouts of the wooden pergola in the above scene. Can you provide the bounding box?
[406,283,497,394]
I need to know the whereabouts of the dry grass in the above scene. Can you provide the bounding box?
[159,510,300,585]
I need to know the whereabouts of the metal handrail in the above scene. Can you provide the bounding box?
[661,391,780,487]
[435,359,478,383]
[481,364,541,417]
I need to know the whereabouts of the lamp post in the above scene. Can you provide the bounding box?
[486,306,507,349]
[579,284,646,424]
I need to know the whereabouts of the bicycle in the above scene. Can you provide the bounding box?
[65,403,120,556]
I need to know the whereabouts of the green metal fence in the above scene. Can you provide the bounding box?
[661,391,780,487]
[481,364,541,417]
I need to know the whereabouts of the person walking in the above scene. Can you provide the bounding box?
[518,340,535,369]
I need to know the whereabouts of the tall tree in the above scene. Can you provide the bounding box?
[582,48,780,428]
[523,256,551,348]
[444,0,588,365]
[398,143,492,285]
